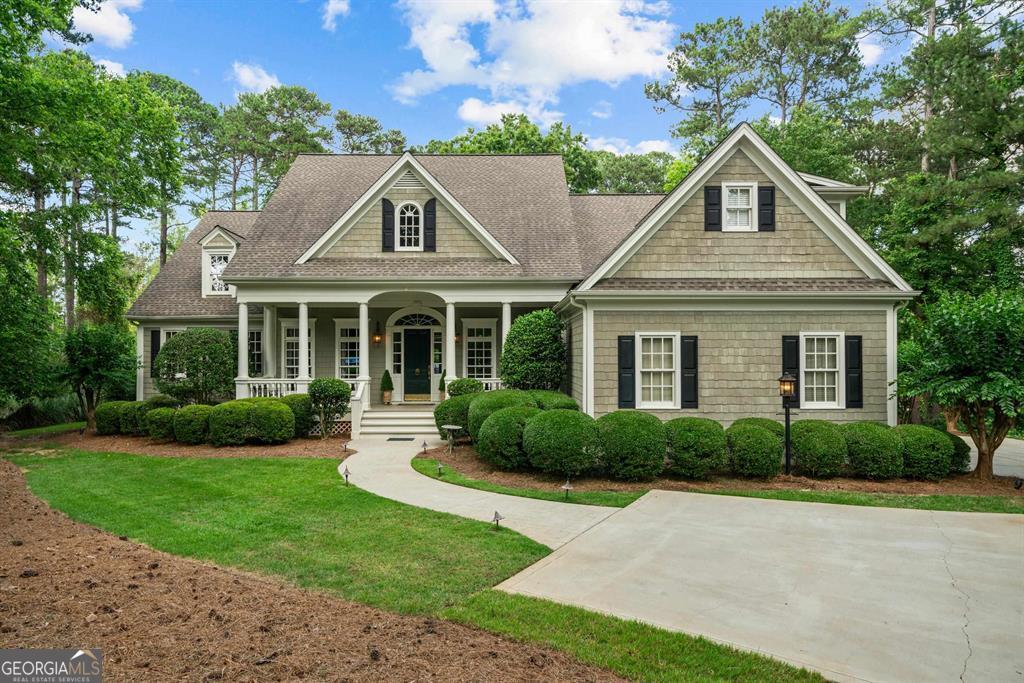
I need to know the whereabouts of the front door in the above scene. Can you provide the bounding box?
[403,329,431,398]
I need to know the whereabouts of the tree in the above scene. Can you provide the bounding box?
[153,328,235,405]
[663,154,697,191]
[898,291,1024,479]
[591,151,673,193]
[334,110,406,153]
[499,309,566,391]
[60,323,136,430]
[308,377,351,440]
[751,106,858,182]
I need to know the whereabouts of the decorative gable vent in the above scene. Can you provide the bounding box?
[393,169,424,189]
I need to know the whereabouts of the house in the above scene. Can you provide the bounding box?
[128,123,916,436]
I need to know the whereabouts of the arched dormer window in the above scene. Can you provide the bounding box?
[396,202,422,251]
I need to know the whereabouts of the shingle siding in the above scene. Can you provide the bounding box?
[567,313,583,406]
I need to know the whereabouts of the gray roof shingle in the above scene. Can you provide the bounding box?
[569,194,665,275]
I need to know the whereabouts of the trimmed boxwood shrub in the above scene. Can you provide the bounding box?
[730,417,784,439]
[174,404,213,444]
[726,424,782,478]
[894,425,953,481]
[596,410,667,481]
[433,394,475,439]
[209,400,250,446]
[250,399,295,444]
[308,378,352,440]
[467,390,538,441]
[665,417,726,479]
[527,390,579,411]
[95,400,127,435]
[281,393,313,438]
[791,420,847,478]
[446,378,484,398]
[145,407,176,441]
[945,431,972,474]
[118,401,148,436]
[144,394,181,411]
[842,422,903,479]
[499,309,566,390]
[523,409,600,477]
[477,406,542,470]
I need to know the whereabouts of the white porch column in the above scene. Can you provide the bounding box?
[501,302,512,349]
[445,302,457,380]
[237,304,249,400]
[298,302,310,380]
[135,326,144,400]
[358,302,369,380]
[263,305,277,377]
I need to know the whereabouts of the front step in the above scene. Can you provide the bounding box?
[359,408,436,436]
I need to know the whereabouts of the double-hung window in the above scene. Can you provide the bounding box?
[800,332,844,409]
[334,319,360,380]
[462,319,496,379]
[248,330,263,376]
[637,333,678,409]
[204,250,233,295]
[281,320,315,379]
[396,202,422,251]
[723,182,756,231]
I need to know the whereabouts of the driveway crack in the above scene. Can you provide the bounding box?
[931,512,973,682]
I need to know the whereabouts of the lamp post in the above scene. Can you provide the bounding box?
[778,372,796,475]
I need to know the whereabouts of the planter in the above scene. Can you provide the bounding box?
[382,390,392,405]
[438,390,446,402]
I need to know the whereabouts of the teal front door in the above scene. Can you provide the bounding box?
[403,329,431,397]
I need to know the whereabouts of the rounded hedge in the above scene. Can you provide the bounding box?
[95,400,127,435]
[945,431,972,474]
[145,407,176,441]
[208,398,295,447]
[173,404,213,444]
[894,425,953,481]
[280,393,313,438]
[499,309,566,390]
[791,420,847,478]
[596,410,667,481]
[727,424,782,478]
[477,406,543,470]
[527,390,579,411]
[209,400,250,446]
[118,401,148,436]
[433,393,475,439]
[665,417,727,479]
[467,390,538,441]
[842,422,903,479]
[730,417,784,439]
[523,409,600,477]
[144,394,181,411]
[446,378,484,398]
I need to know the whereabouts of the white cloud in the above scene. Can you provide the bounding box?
[393,0,673,127]
[231,61,281,93]
[857,36,884,66]
[590,100,613,119]
[588,136,674,155]
[457,96,563,128]
[95,59,126,77]
[321,0,350,31]
[73,0,142,49]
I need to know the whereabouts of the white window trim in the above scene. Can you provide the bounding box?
[248,329,263,376]
[395,200,424,252]
[635,332,680,410]
[161,327,185,343]
[203,248,235,296]
[462,318,497,379]
[279,318,317,379]
[334,318,360,381]
[799,331,846,410]
[722,181,757,232]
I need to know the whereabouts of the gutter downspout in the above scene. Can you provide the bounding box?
[566,294,590,415]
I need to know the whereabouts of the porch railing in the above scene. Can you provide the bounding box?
[237,378,310,398]
[480,377,503,391]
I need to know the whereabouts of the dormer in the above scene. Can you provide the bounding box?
[199,225,242,297]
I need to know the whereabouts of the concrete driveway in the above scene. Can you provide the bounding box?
[499,491,1024,682]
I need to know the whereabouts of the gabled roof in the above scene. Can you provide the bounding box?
[198,224,245,247]
[569,194,664,276]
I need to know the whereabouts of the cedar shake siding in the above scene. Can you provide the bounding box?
[567,313,583,405]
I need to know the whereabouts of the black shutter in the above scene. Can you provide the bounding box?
[680,336,698,408]
[617,336,635,409]
[150,329,161,374]
[782,335,800,407]
[758,186,775,231]
[424,198,436,252]
[704,186,721,231]
[845,335,863,408]
[381,198,395,252]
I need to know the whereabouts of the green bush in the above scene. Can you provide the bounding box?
[280,393,313,437]
[154,328,235,405]
[209,400,250,446]
[945,431,972,474]
[730,417,784,439]
[250,399,295,444]
[118,401,148,436]
[308,378,352,439]
[145,407,176,441]
[446,378,484,398]
[144,394,181,411]
[791,420,847,478]
[726,424,782,478]
[596,410,667,481]
[499,309,566,390]
[477,406,543,470]
[95,400,127,435]
[433,394,475,439]
[467,389,538,441]
[842,422,903,479]
[665,417,727,479]
[173,404,213,445]
[527,390,579,411]
[894,425,953,481]
[523,409,600,477]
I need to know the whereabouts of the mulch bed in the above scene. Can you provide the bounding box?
[0,459,621,682]
[426,445,1024,498]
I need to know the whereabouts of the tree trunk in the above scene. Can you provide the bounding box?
[943,406,960,433]
[921,3,936,173]
[33,189,47,296]
[251,156,259,211]
[84,388,97,432]
[159,179,169,267]
[111,204,119,240]
[65,178,81,329]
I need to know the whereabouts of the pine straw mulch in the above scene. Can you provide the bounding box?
[0,459,621,682]
[424,445,1024,498]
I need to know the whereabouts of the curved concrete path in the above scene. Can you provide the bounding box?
[340,436,618,549]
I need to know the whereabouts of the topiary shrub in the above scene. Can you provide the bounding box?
[467,389,538,441]
[209,400,250,446]
[730,417,784,439]
[118,401,148,436]
[95,400,127,435]
[527,390,579,411]
[249,399,295,444]
[174,404,213,444]
[665,417,727,479]
[433,394,475,439]
[596,410,667,481]
[145,407,176,441]
[446,378,484,398]
[144,394,181,411]
[791,420,847,478]
[726,424,782,478]
[477,406,543,470]
[894,425,953,481]
[945,431,972,474]
[523,409,600,477]
[842,422,903,479]
[308,378,351,440]
[280,393,313,438]
[499,309,566,390]
[154,328,235,405]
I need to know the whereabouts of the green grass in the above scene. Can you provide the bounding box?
[412,457,645,508]
[5,421,85,438]
[6,448,821,682]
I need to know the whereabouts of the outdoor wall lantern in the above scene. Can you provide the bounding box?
[778,372,796,475]
[372,321,383,345]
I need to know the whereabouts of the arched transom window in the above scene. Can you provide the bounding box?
[397,202,422,251]
[394,313,439,327]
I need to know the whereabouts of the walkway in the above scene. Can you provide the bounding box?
[341,436,617,549]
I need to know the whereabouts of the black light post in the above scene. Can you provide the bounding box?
[778,372,796,475]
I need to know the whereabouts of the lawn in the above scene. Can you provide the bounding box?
[8,448,821,682]
[4,421,86,438]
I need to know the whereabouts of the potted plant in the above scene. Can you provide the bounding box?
[381,369,394,405]
[437,369,446,401]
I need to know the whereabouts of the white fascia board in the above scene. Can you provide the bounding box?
[573,289,918,301]
[199,226,242,247]
[798,172,861,188]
